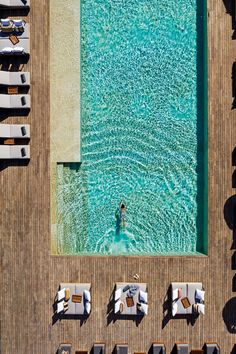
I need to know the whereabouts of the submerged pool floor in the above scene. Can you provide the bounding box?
[56,0,207,255]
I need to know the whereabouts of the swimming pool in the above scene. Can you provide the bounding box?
[56,0,208,255]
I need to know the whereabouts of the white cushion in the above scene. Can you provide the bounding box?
[13,20,23,26]
[139,303,148,315]
[83,289,91,302]
[2,47,12,53]
[114,300,121,314]
[1,19,10,26]
[172,288,179,301]
[172,302,178,316]
[139,290,148,303]
[12,47,24,53]
[195,289,205,302]
[114,288,122,301]
[57,301,64,314]
[85,301,91,314]
[57,288,65,301]
[198,303,205,315]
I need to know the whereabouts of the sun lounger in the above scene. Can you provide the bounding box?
[0,145,30,159]
[93,344,105,354]
[115,344,128,354]
[204,343,220,353]
[0,94,30,108]
[171,282,204,316]
[176,344,189,354]
[0,71,30,86]
[152,343,166,354]
[59,283,91,315]
[0,23,29,38]
[58,343,72,354]
[0,38,29,54]
[0,124,30,138]
[114,282,148,316]
[0,0,30,8]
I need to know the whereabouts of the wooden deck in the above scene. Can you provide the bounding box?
[0,0,236,353]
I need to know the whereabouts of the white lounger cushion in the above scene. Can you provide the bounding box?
[85,301,91,314]
[172,302,178,316]
[0,71,30,85]
[0,0,30,7]
[1,18,11,25]
[139,290,148,303]
[195,289,205,302]
[0,124,30,138]
[0,145,30,159]
[83,289,91,302]
[114,300,121,314]
[172,288,179,301]
[57,301,64,314]
[197,303,205,315]
[13,19,23,26]
[139,303,148,315]
[114,288,122,301]
[1,47,12,53]
[0,94,30,108]
[57,288,66,301]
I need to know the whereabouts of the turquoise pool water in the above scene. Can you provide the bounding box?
[56,0,207,255]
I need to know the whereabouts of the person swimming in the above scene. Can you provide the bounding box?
[120,202,126,229]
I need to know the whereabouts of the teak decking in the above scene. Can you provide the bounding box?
[1,0,236,353]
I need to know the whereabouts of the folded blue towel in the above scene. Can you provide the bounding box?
[123,284,130,292]
[128,284,139,296]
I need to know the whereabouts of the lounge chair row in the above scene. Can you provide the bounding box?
[56,282,205,318]
[0,0,31,162]
[56,282,148,317]
[175,343,220,353]
[57,343,220,354]
[0,0,30,8]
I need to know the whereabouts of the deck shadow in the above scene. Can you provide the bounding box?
[232,171,236,188]
[232,252,236,270]
[224,195,236,248]
[0,108,30,122]
[0,55,30,67]
[232,274,236,292]
[232,62,236,108]
[222,297,236,332]
[0,8,30,17]
[231,344,236,354]
[222,0,236,30]
[232,148,236,166]
[52,309,89,327]
[162,285,172,328]
[0,160,29,171]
